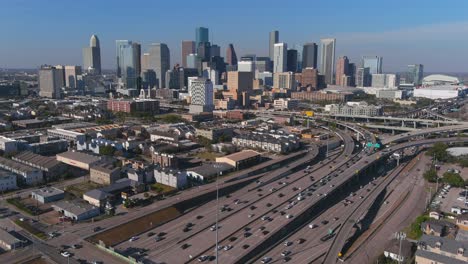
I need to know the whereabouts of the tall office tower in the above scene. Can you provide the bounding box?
[148,43,170,88]
[226,44,238,66]
[82,34,101,75]
[54,65,66,88]
[142,69,157,89]
[189,78,214,114]
[407,64,424,86]
[186,54,201,70]
[256,57,272,72]
[348,63,356,86]
[39,65,63,99]
[386,74,399,88]
[269,30,279,61]
[195,27,209,48]
[362,56,383,74]
[197,42,211,61]
[227,71,254,98]
[287,49,298,72]
[335,56,350,86]
[64,66,82,89]
[294,44,303,72]
[202,67,219,85]
[116,40,139,89]
[210,44,221,57]
[273,43,287,73]
[301,68,319,89]
[141,53,150,72]
[182,41,195,67]
[319,38,336,84]
[238,61,255,73]
[302,43,318,69]
[133,42,141,77]
[356,67,371,87]
[165,66,185,89]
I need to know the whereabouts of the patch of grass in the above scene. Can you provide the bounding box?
[7,198,35,216]
[150,183,176,194]
[65,181,103,198]
[405,214,430,240]
[195,151,222,161]
[14,220,47,240]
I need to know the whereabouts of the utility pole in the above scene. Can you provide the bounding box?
[395,232,406,264]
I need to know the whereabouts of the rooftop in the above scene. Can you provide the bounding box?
[52,199,98,216]
[13,151,62,170]
[419,234,468,257]
[32,187,64,197]
[56,151,101,164]
[90,162,120,174]
[84,189,110,200]
[188,162,234,176]
[0,156,40,173]
[220,150,261,162]
[0,229,20,246]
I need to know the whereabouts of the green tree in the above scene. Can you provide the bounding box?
[442,172,465,187]
[458,156,468,168]
[423,169,438,182]
[99,145,116,156]
[426,142,450,162]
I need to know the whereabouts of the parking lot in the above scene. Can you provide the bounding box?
[434,186,467,213]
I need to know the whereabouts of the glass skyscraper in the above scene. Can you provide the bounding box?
[116,40,139,89]
[195,27,209,47]
[407,64,424,86]
[362,56,383,74]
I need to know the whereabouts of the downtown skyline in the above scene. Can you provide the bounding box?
[2,0,468,72]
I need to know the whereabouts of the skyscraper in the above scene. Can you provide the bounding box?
[356,67,371,87]
[226,44,238,66]
[269,31,279,61]
[133,42,141,77]
[195,27,209,48]
[273,43,287,73]
[181,41,195,68]
[39,65,63,99]
[287,49,298,72]
[64,66,82,89]
[197,42,211,61]
[301,68,319,89]
[82,34,101,75]
[294,44,303,72]
[302,43,318,69]
[189,77,214,114]
[335,56,349,86]
[148,43,170,88]
[210,44,221,57]
[407,64,424,86]
[362,56,383,74]
[116,40,139,89]
[319,38,336,85]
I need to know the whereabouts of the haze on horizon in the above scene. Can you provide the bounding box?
[1,0,468,73]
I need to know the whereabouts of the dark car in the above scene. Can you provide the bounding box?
[321,220,329,225]
[147,232,155,237]
[181,243,190,249]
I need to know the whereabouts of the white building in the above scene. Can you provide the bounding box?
[202,67,219,85]
[0,171,17,192]
[153,168,187,189]
[413,86,465,99]
[371,74,399,88]
[273,43,287,73]
[0,156,43,185]
[238,61,255,73]
[189,78,214,114]
[422,74,460,86]
[0,136,18,154]
[273,98,299,110]
[47,128,86,143]
[376,89,403,99]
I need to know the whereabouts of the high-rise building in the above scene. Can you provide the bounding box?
[362,56,383,74]
[273,43,287,73]
[186,54,201,71]
[407,64,424,86]
[82,35,101,75]
[210,44,220,57]
[348,63,356,87]
[133,42,141,77]
[39,65,63,99]
[227,71,253,97]
[371,73,399,88]
[64,66,82,89]
[255,57,272,72]
[301,68,319,89]
[302,43,318,69]
[148,43,170,88]
[273,72,297,90]
[141,53,150,72]
[294,44,303,72]
[238,61,255,73]
[269,31,279,61]
[356,67,371,87]
[226,44,238,66]
[202,67,219,85]
[181,41,195,68]
[195,27,209,48]
[116,40,140,89]
[319,38,336,84]
[197,42,211,61]
[386,74,399,88]
[165,66,185,89]
[371,74,386,88]
[287,49,298,72]
[189,78,214,114]
[335,56,350,86]
[142,70,157,89]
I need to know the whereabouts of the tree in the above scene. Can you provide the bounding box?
[423,169,438,182]
[442,172,465,187]
[99,145,115,156]
[426,142,450,162]
[458,156,468,168]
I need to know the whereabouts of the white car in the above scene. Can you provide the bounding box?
[457,197,466,201]
[129,236,138,242]
[261,257,272,263]
[286,214,293,219]
[61,251,71,257]
[224,245,233,251]
[308,223,317,229]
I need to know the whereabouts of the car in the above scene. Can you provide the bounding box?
[244,232,252,237]
[61,251,71,258]
[248,214,254,218]
[262,230,269,235]
[197,255,208,262]
[93,226,102,232]
[155,236,163,242]
[333,217,339,221]
[359,196,364,199]
[284,241,292,246]
[181,243,190,249]
[71,244,81,249]
[229,236,237,242]
[233,199,240,203]
[278,193,284,198]
[224,245,233,251]
[147,232,155,237]
[285,214,293,219]
[210,225,219,231]
[196,215,204,219]
[330,184,335,188]
[321,220,329,225]
[266,203,273,207]
[281,250,291,257]
[261,216,270,221]
[283,256,291,262]
[250,206,257,210]
[259,226,266,231]
[183,227,191,232]
[296,238,305,244]
[244,227,251,232]
[261,257,272,263]
[308,223,317,229]
[186,222,193,227]
[129,236,138,242]
[242,244,250,249]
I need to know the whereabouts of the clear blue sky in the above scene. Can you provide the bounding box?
[2,0,468,72]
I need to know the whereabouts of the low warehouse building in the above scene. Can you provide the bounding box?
[90,163,121,185]
[52,199,100,221]
[215,150,261,170]
[31,187,65,204]
[56,151,101,170]
[0,229,21,251]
